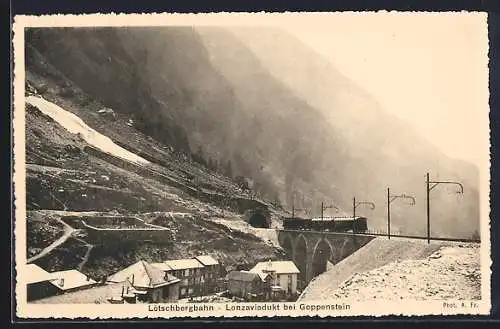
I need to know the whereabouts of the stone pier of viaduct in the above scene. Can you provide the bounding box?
[277,230,375,286]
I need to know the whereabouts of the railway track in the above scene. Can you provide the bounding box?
[280,229,480,244]
[357,231,480,243]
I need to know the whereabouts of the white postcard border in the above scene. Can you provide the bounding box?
[12,12,492,319]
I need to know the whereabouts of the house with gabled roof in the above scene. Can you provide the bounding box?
[32,280,134,304]
[163,258,204,272]
[250,260,300,297]
[194,255,221,294]
[227,270,270,301]
[25,264,58,301]
[151,255,222,299]
[25,265,98,301]
[160,258,204,299]
[107,260,181,302]
[49,269,98,293]
[195,255,219,266]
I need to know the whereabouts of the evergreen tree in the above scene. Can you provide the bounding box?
[225,160,233,178]
[208,157,217,171]
[193,145,206,166]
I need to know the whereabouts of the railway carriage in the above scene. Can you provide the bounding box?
[282,217,312,230]
[333,216,368,232]
[283,216,368,233]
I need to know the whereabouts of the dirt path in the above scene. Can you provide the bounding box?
[75,238,94,271]
[27,217,74,263]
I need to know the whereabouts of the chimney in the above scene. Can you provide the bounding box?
[131,274,135,286]
[121,286,124,297]
[59,278,65,287]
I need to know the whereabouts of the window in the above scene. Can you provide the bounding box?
[162,285,170,297]
[138,292,148,302]
[184,269,189,277]
[180,288,186,296]
[152,289,161,302]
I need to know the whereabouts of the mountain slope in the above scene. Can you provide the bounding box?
[197,27,480,237]
[25,26,479,238]
[25,82,287,278]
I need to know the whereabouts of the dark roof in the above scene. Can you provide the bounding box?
[284,216,367,222]
[311,216,366,222]
[227,271,261,282]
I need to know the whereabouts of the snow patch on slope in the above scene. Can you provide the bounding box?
[26,96,149,165]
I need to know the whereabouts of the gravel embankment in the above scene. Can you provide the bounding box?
[329,243,480,301]
[299,237,464,301]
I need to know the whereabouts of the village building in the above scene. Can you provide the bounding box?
[194,255,220,294]
[26,264,98,301]
[32,280,135,304]
[227,270,270,301]
[158,258,205,299]
[48,269,98,294]
[26,264,58,301]
[151,255,221,299]
[107,260,181,303]
[249,260,300,298]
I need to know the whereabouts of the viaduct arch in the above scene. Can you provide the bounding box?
[277,230,375,285]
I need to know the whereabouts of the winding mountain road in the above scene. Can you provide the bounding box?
[27,218,75,263]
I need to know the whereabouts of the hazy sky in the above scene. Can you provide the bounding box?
[281,13,489,168]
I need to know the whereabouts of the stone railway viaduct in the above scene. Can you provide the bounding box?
[277,230,375,286]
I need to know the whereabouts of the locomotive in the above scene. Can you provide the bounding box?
[282,216,368,233]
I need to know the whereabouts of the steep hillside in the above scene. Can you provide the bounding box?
[196,27,480,237]
[24,47,288,277]
[29,210,284,279]
[25,95,286,277]
[25,26,479,238]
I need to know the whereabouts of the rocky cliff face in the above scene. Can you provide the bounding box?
[25,26,479,238]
